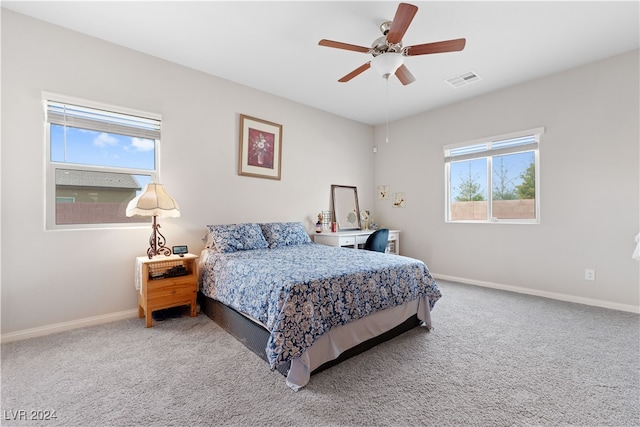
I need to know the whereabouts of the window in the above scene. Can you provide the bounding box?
[444,128,543,223]
[44,93,161,229]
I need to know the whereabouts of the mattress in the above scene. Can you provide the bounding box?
[199,242,441,389]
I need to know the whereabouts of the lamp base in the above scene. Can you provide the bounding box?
[148,216,172,259]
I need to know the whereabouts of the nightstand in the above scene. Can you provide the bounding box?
[135,254,198,328]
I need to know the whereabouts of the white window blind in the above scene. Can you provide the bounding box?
[444,128,543,163]
[46,100,161,140]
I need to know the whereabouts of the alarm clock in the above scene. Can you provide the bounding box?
[172,245,188,257]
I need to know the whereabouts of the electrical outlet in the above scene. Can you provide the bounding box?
[585,269,596,281]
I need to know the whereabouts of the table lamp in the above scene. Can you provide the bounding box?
[126,183,180,259]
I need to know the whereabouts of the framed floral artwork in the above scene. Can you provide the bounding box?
[377,185,389,200]
[238,114,282,180]
[392,192,406,208]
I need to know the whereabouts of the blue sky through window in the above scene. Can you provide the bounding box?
[50,125,155,170]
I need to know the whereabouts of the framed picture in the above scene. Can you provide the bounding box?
[392,192,406,208]
[377,185,389,200]
[238,114,282,180]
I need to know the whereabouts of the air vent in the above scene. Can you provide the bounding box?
[445,71,481,88]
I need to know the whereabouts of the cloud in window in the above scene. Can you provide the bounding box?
[93,132,118,147]
[130,137,154,152]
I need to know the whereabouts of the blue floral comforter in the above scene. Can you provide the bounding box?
[199,243,441,369]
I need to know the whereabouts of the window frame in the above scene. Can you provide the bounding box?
[43,92,161,230]
[444,127,543,224]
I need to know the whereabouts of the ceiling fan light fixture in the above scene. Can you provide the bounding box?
[371,53,404,78]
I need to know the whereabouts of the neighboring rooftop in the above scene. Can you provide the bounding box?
[55,169,141,190]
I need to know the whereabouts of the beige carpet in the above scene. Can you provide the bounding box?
[1,280,639,426]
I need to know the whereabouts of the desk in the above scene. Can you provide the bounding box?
[313,229,400,255]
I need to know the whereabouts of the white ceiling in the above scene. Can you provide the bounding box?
[3,1,639,125]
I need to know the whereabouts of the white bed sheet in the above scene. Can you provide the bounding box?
[285,295,431,390]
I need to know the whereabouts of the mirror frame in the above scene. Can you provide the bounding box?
[331,185,361,231]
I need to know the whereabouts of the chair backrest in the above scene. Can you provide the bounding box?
[364,228,389,253]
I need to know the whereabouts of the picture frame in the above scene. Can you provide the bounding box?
[392,192,406,208]
[331,184,361,231]
[238,114,282,180]
[377,185,389,200]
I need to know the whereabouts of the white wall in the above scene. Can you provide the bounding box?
[374,49,640,311]
[0,10,374,336]
[2,10,638,340]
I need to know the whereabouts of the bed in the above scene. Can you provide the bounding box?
[198,222,441,390]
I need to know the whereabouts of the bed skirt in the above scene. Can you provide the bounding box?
[198,292,424,389]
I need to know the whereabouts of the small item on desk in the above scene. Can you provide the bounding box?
[316,213,323,233]
[172,245,188,257]
[331,222,338,232]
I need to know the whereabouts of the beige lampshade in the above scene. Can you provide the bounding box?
[126,183,180,218]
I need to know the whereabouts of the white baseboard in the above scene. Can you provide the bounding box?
[3,275,637,343]
[1,309,139,343]
[432,273,640,314]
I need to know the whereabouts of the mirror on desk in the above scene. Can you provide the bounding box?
[331,185,361,231]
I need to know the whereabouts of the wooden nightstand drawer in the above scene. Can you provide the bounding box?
[147,275,196,291]
[147,279,196,303]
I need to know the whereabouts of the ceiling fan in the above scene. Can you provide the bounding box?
[318,2,466,85]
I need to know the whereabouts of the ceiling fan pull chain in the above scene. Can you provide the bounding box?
[385,76,390,143]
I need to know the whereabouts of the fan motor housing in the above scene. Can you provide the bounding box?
[371,21,403,56]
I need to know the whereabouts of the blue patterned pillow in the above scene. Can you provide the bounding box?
[260,222,312,249]
[206,223,268,253]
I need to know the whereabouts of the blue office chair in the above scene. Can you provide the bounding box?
[364,228,389,253]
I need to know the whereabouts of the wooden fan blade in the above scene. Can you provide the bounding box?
[395,64,416,86]
[319,39,370,53]
[338,62,371,82]
[386,3,419,45]
[405,38,466,56]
